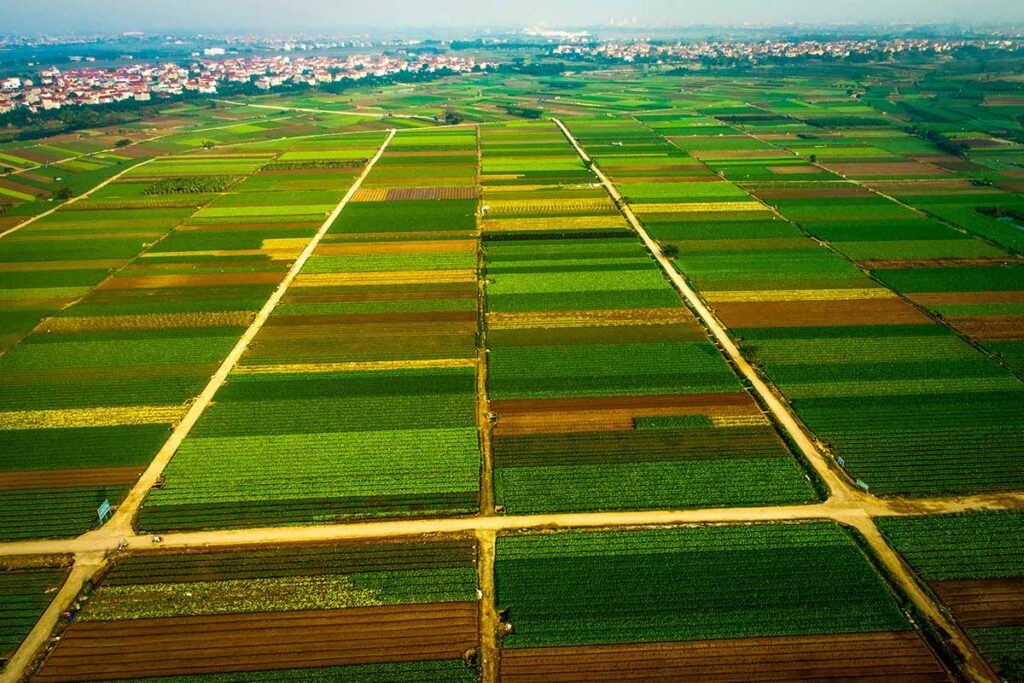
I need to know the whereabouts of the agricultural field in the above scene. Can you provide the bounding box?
[1,48,1024,683]
[480,121,816,514]
[565,113,1024,497]
[495,523,949,681]
[31,539,480,682]
[879,512,1024,682]
[0,131,388,540]
[0,561,68,668]
[139,127,484,531]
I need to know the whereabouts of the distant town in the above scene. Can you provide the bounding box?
[0,52,495,114]
[554,37,1024,62]
[4,33,1024,116]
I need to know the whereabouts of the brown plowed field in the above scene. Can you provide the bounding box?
[387,186,479,200]
[713,299,931,328]
[0,466,142,490]
[751,186,874,199]
[493,392,753,416]
[34,602,478,682]
[860,257,1018,270]
[500,631,949,683]
[493,393,758,436]
[766,165,828,175]
[945,315,1024,341]
[910,290,1024,305]
[824,161,946,177]
[932,578,1024,628]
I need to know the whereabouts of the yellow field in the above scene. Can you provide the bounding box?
[488,308,691,329]
[236,358,477,375]
[0,405,185,430]
[482,215,627,232]
[705,288,897,303]
[294,269,478,286]
[41,312,255,333]
[631,201,765,213]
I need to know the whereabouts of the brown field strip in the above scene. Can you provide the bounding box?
[860,257,1019,270]
[713,298,932,328]
[766,165,828,175]
[751,186,875,199]
[283,289,476,304]
[944,315,1024,341]
[932,579,1024,628]
[0,259,125,272]
[909,291,1024,305]
[823,161,947,177]
[0,466,143,490]
[493,393,760,436]
[33,602,478,682]
[499,631,949,682]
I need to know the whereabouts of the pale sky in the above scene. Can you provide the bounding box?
[3,0,1023,33]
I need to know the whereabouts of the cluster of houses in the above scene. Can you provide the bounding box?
[0,52,496,114]
[553,38,1023,62]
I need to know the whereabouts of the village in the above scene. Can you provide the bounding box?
[0,51,495,113]
[553,36,1024,62]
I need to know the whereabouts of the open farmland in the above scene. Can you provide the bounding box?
[31,539,480,682]
[480,122,816,513]
[139,127,484,531]
[0,131,388,540]
[495,523,949,681]
[878,512,1024,682]
[562,114,1024,498]
[0,562,68,669]
[1,45,1024,683]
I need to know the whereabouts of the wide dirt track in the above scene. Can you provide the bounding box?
[33,602,478,682]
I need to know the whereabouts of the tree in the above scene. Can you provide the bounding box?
[114,138,132,147]
[809,154,818,164]
[54,186,73,201]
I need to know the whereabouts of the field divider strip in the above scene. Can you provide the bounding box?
[89,127,397,540]
[550,117,855,504]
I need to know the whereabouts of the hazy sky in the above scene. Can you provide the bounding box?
[4,0,1024,33]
